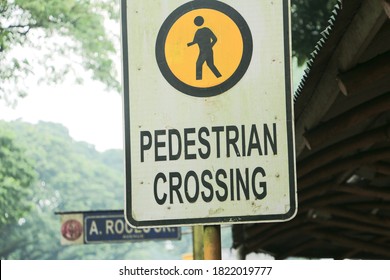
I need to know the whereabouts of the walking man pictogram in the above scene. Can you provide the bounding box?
[187,16,222,80]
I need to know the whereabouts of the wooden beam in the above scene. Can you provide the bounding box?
[301,194,371,213]
[303,93,390,150]
[383,0,390,18]
[337,1,388,72]
[299,124,390,178]
[298,181,336,202]
[338,184,390,200]
[242,193,390,257]
[275,239,322,260]
[245,210,318,245]
[298,181,390,210]
[337,51,390,96]
[317,206,390,228]
[358,21,390,63]
[246,192,371,248]
[299,147,390,190]
[346,201,390,212]
[374,162,390,175]
[245,213,304,239]
[246,224,318,252]
[310,217,390,237]
[342,236,389,259]
[245,222,276,238]
[312,230,390,258]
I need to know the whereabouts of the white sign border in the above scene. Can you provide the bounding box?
[121,0,297,228]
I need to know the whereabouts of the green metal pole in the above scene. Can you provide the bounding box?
[203,225,222,260]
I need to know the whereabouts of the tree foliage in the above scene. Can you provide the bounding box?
[0,0,120,104]
[0,123,36,229]
[0,121,194,259]
[291,0,338,65]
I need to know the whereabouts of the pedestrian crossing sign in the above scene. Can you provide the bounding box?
[122,0,296,228]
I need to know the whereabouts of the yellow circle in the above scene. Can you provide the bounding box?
[165,9,244,88]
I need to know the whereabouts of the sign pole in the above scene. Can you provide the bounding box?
[193,225,204,260]
[203,225,221,260]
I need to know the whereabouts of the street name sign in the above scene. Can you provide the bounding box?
[122,0,297,227]
[58,210,181,245]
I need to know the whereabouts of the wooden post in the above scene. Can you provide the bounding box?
[192,225,204,260]
[203,225,222,260]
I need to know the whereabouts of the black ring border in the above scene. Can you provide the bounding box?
[155,0,253,97]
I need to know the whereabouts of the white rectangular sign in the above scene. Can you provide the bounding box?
[122,0,296,227]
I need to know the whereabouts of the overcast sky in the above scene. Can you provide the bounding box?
[0,80,123,152]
